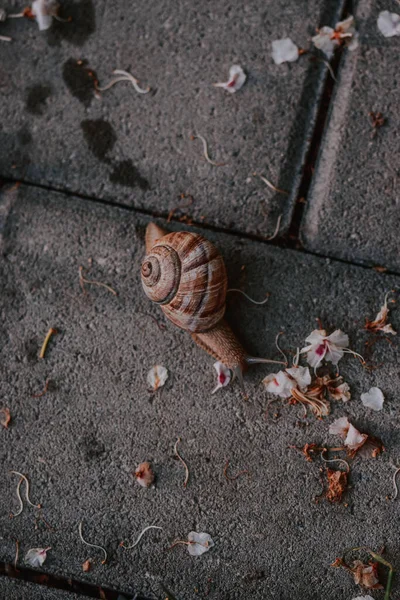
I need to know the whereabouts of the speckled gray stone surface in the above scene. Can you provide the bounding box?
[0,184,399,599]
[301,0,400,272]
[0,577,90,600]
[0,0,344,238]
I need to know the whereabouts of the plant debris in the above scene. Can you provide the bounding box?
[365,291,396,335]
[32,379,50,398]
[96,69,150,94]
[174,437,189,488]
[147,365,168,391]
[25,547,51,567]
[392,465,400,500]
[271,38,299,64]
[266,214,282,241]
[10,477,24,518]
[39,327,58,359]
[190,134,226,167]
[301,328,365,370]
[120,525,163,550]
[325,469,348,503]
[167,193,194,223]
[329,417,384,458]
[312,15,358,58]
[369,111,386,138]
[377,11,400,37]
[226,288,270,305]
[169,532,214,556]
[212,361,231,394]
[134,462,155,488]
[78,521,107,565]
[213,65,246,93]
[79,266,117,296]
[361,387,384,411]
[0,407,11,428]
[82,558,92,572]
[253,172,289,195]
[332,547,395,597]
[10,471,42,517]
[223,460,249,481]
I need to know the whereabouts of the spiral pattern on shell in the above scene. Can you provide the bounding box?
[141,231,227,333]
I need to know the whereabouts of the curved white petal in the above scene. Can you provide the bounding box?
[329,416,349,437]
[271,38,299,65]
[361,387,384,411]
[377,11,400,38]
[326,329,349,348]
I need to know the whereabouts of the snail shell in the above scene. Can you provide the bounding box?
[141,231,227,333]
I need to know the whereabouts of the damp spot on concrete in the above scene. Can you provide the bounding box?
[25,84,52,116]
[109,159,150,190]
[81,119,117,162]
[46,0,95,47]
[80,433,106,462]
[17,126,32,146]
[62,58,97,108]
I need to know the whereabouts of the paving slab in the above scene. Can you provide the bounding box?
[0,0,344,238]
[0,576,89,600]
[1,184,400,599]
[301,0,400,272]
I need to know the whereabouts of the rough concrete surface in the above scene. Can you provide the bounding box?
[301,0,400,272]
[1,184,399,599]
[0,0,344,238]
[0,577,89,600]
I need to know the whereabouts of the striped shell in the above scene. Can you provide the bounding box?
[141,231,227,333]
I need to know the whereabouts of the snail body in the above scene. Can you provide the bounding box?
[141,222,283,391]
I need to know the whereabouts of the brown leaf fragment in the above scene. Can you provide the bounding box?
[352,560,383,589]
[82,559,91,572]
[134,462,155,488]
[302,443,319,462]
[326,469,348,503]
[0,407,11,428]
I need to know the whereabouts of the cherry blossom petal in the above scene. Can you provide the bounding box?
[212,361,231,393]
[377,11,400,38]
[187,532,214,556]
[271,38,299,65]
[312,27,338,59]
[329,416,350,438]
[263,370,293,398]
[326,329,349,348]
[147,365,168,391]
[286,366,311,391]
[344,423,368,450]
[25,547,50,567]
[213,65,246,94]
[361,387,384,411]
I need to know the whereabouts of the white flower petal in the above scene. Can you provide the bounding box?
[262,370,293,398]
[324,344,344,365]
[361,387,384,411]
[187,532,214,556]
[147,365,168,391]
[382,323,397,334]
[271,38,299,65]
[333,382,351,402]
[286,366,311,391]
[344,423,368,449]
[25,547,50,567]
[31,0,58,30]
[352,596,375,600]
[213,65,246,93]
[312,27,337,59]
[336,15,355,33]
[347,31,359,51]
[304,329,326,345]
[326,329,349,348]
[329,416,350,438]
[377,11,400,38]
[212,361,231,394]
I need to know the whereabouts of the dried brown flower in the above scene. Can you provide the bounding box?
[0,407,11,428]
[326,469,348,503]
[134,462,155,488]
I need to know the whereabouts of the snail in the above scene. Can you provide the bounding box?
[141,222,284,392]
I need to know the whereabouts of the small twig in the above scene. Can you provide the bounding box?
[226,289,270,305]
[10,471,41,509]
[10,478,24,518]
[120,525,163,550]
[14,540,19,570]
[275,332,288,365]
[190,134,226,167]
[223,460,249,481]
[392,466,400,500]
[32,380,50,398]
[321,449,350,473]
[39,328,57,359]
[96,69,150,94]
[265,214,282,241]
[78,521,107,565]
[79,266,117,296]
[168,540,191,550]
[174,437,189,488]
[253,172,289,195]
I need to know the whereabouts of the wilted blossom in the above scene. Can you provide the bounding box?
[213,65,246,93]
[328,416,386,458]
[377,11,400,38]
[31,0,59,30]
[187,532,214,556]
[301,328,363,370]
[352,560,383,590]
[365,291,397,334]
[325,469,348,503]
[134,461,155,488]
[361,387,384,411]
[312,16,358,59]
[271,38,299,64]
[212,361,231,393]
[25,547,51,567]
[263,366,311,398]
[147,365,168,391]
